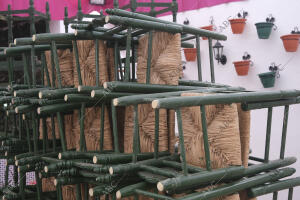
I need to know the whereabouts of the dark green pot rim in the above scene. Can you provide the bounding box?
[258,71,276,77]
[255,22,274,28]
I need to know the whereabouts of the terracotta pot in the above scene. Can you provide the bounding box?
[233,60,250,76]
[280,34,300,52]
[184,48,197,61]
[201,25,213,40]
[229,18,247,34]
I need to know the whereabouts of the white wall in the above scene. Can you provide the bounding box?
[160,0,300,199]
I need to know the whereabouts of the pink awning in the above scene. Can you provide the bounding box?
[0,0,243,20]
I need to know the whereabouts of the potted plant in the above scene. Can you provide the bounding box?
[258,63,280,88]
[184,48,197,61]
[201,17,215,40]
[255,15,276,39]
[280,27,300,52]
[229,11,248,34]
[233,52,252,76]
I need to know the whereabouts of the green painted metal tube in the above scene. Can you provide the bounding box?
[75,30,123,41]
[133,105,140,162]
[135,189,174,200]
[89,185,107,197]
[78,86,102,93]
[288,188,294,200]
[51,41,63,88]
[159,157,296,194]
[57,112,67,152]
[140,164,179,178]
[45,161,72,173]
[240,157,296,177]
[195,35,202,81]
[114,41,119,81]
[264,107,273,162]
[15,104,36,114]
[0,96,13,104]
[280,105,289,159]
[105,9,227,40]
[95,39,100,86]
[37,103,81,115]
[116,182,149,199]
[154,109,159,159]
[91,89,136,99]
[16,151,59,166]
[241,97,300,110]
[111,104,120,153]
[248,177,300,197]
[4,44,72,55]
[15,152,35,160]
[207,38,215,84]
[181,42,194,48]
[146,31,153,84]
[64,7,69,33]
[14,88,48,97]
[14,37,34,46]
[161,160,204,173]
[18,164,36,173]
[60,168,100,178]
[100,103,105,152]
[58,151,94,160]
[30,98,65,106]
[109,155,179,175]
[8,84,46,91]
[79,103,87,152]
[64,94,99,103]
[200,105,211,171]
[55,177,95,186]
[39,88,78,99]
[152,90,300,109]
[93,151,170,164]
[32,33,76,43]
[96,174,119,183]
[104,81,205,93]
[178,80,245,90]
[31,45,37,87]
[73,41,82,86]
[124,27,132,82]
[176,109,188,175]
[104,16,183,34]
[179,168,295,200]
[157,166,244,193]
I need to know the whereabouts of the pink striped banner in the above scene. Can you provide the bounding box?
[0,0,243,20]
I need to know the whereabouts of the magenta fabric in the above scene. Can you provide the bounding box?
[0,0,242,20]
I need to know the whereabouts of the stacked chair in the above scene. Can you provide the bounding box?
[0,0,299,199]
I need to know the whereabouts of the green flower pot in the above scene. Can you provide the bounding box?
[258,71,276,88]
[255,22,274,39]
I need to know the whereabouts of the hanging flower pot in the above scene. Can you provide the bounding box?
[281,27,300,52]
[233,52,252,76]
[258,71,276,88]
[258,63,280,88]
[255,15,276,39]
[229,11,248,34]
[281,34,300,52]
[184,48,197,61]
[229,18,247,34]
[201,25,213,40]
[233,60,250,75]
[255,23,274,39]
